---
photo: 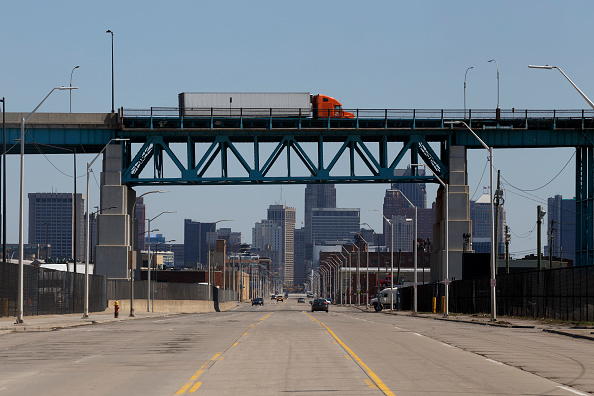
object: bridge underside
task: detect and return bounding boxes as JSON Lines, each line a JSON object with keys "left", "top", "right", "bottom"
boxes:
{"left": 3, "top": 110, "right": 594, "bottom": 268}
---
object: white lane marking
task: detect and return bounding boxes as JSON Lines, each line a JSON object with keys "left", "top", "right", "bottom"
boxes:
{"left": 485, "top": 358, "right": 503, "bottom": 365}
{"left": 558, "top": 385, "right": 589, "bottom": 396}
{"left": 393, "top": 326, "right": 402, "bottom": 330}
{"left": 413, "top": 333, "right": 423, "bottom": 337}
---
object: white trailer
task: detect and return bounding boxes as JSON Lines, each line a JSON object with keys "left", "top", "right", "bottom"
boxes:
{"left": 178, "top": 92, "right": 312, "bottom": 117}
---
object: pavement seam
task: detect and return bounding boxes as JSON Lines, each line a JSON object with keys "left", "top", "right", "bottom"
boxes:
{"left": 304, "top": 312, "right": 395, "bottom": 396}
{"left": 172, "top": 312, "right": 274, "bottom": 395}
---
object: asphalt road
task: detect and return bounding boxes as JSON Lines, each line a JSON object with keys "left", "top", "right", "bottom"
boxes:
{"left": 0, "top": 296, "right": 592, "bottom": 395}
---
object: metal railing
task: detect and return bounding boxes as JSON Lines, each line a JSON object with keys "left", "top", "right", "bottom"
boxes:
{"left": 122, "top": 107, "right": 594, "bottom": 120}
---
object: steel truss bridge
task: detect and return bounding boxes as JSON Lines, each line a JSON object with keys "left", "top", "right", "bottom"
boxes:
{"left": 3, "top": 107, "right": 594, "bottom": 266}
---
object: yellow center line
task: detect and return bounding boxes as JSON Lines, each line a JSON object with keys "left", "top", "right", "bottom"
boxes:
{"left": 305, "top": 312, "right": 396, "bottom": 396}
{"left": 174, "top": 312, "right": 275, "bottom": 395}
{"left": 188, "top": 382, "right": 202, "bottom": 393}
{"left": 364, "top": 378, "right": 378, "bottom": 389}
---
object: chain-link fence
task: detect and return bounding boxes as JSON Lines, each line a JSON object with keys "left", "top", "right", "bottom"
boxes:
{"left": 0, "top": 262, "right": 106, "bottom": 317}
{"left": 400, "top": 265, "right": 594, "bottom": 321}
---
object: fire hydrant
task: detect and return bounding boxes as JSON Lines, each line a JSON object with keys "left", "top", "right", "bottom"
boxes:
{"left": 114, "top": 300, "right": 120, "bottom": 318}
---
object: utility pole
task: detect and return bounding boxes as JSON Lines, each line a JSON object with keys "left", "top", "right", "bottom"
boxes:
{"left": 549, "top": 220, "right": 556, "bottom": 270}
{"left": 505, "top": 225, "right": 511, "bottom": 274}
{"left": 493, "top": 170, "right": 504, "bottom": 275}
{"left": 537, "top": 205, "right": 546, "bottom": 270}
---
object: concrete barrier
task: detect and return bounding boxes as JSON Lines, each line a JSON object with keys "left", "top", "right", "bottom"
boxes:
{"left": 105, "top": 299, "right": 237, "bottom": 315}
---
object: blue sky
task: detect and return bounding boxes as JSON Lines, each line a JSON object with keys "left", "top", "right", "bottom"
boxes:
{"left": 1, "top": 0, "right": 592, "bottom": 258}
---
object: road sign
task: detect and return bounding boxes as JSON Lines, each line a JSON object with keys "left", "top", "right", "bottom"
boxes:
{"left": 490, "top": 278, "right": 496, "bottom": 288}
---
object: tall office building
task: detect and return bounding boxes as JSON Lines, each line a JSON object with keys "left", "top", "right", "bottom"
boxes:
{"left": 311, "top": 208, "right": 360, "bottom": 244}
{"left": 302, "top": 183, "right": 336, "bottom": 278}
{"left": 28, "top": 192, "right": 84, "bottom": 260}
{"left": 391, "top": 167, "right": 427, "bottom": 209}
{"left": 293, "top": 227, "right": 307, "bottom": 286}
{"left": 382, "top": 188, "right": 434, "bottom": 248}
{"left": 267, "top": 204, "right": 296, "bottom": 286}
{"left": 546, "top": 195, "right": 576, "bottom": 262}
{"left": 184, "top": 219, "right": 215, "bottom": 269}
{"left": 135, "top": 197, "right": 146, "bottom": 251}
{"left": 470, "top": 192, "right": 507, "bottom": 254}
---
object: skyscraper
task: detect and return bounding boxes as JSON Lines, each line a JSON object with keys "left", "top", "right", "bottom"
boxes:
{"left": 546, "top": 195, "right": 576, "bottom": 262}
{"left": 391, "top": 167, "right": 427, "bottom": 209}
{"left": 470, "top": 192, "right": 506, "bottom": 254}
{"left": 135, "top": 197, "right": 146, "bottom": 252}
{"left": 311, "top": 208, "right": 360, "bottom": 244}
{"left": 382, "top": 188, "right": 434, "bottom": 249}
{"left": 184, "top": 219, "right": 215, "bottom": 269}
{"left": 267, "top": 204, "right": 296, "bottom": 286}
{"left": 28, "top": 192, "right": 84, "bottom": 260}
{"left": 303, "top": 184, "right": 337, "bottom": 267}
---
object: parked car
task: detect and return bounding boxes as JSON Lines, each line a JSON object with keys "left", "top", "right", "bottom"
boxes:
{"left": 297, "top": 297, "right": 306, "bottom": 303}
{"left": 252, "top": 297, "right": 264, "bottom": 306}
{"left": 325, "top": 298, "right": 333, "bottom": 305}
{"left": 311, "top": 298, "right": 329, "bottom": 312}
{"left": 306, "top": 292, "right": 314, "bottom": 298}
{"left": 276, "top": 295, "right": 284, "bottom": 302}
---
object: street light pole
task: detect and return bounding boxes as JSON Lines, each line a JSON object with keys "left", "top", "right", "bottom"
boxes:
{"left": 528, "top": 65, "right": 594, "bottom": 110}
{"left": 208, "top": 219, "right": 232, "bottom": 301}
{"left": 17, "top": 86, "right": 77, "bottom": 323}
{"left": 372, "top": 209, "right": 394, "bottom": 310}
{"left": 392, "top": 189, "right": 418, "bottom": 314}
{"left": 83, "top": 138, "right": 129, "bottom": 318}
{"left": 488, "top": 59, "right": 500, "bottom": 109}
{"left": 127, "top": 190, "right": 167, "bottom": 317}
{"left": 69, "top": 65, "right": 80, "bottom": 113}
{"left": 450, "top": 120, "right": 495, "bottom": 321}
{"left": 464, "top": 66, "right": 473, "bottom": 118}
{"left": 1, "top": 97, "right": 5, "bottom": 266}
{"left": 105, "top": 30, "right": 114, "bottom": 113}
{"left": 146, "top": 211, "right": 176, "bottom": 312}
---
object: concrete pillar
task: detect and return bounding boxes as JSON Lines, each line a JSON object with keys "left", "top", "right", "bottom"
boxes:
{"left": 431, "top": 146, "right": 473, "bottom": 282}
{"left": 95, "top": 144, "right": 136, "bottom": 279}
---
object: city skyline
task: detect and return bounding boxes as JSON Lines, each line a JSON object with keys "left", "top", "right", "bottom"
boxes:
{"left": 1, "top": 0, "right": 588, "bottom": 261}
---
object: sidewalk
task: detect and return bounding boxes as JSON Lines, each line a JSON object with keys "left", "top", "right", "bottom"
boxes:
{"left": 354, "top": 304, "right": 594, "bottom": 341}
{"left": 0, "top": 311, "right": 182, "bottom": 334}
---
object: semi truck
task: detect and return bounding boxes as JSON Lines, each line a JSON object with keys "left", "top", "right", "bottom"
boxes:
{"left": 178, "top": 92, "right": 354, "bottom": 118}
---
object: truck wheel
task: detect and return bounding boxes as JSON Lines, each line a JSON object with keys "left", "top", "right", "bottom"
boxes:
{"left": 374, "top": 304, "right": 382, "bottom": 312}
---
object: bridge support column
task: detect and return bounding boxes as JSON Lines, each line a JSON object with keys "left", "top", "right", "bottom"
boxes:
{"left": 95, "top": 144, "right": 136, "bottom": 279}
{"left": 431, "top": 146, "right": 472, "bottom": 283}
{"left": 576, "top": 147, "right": 594, "bottom": 266}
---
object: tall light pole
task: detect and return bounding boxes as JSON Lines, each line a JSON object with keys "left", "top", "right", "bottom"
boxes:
{"left": 348, "top": 238, "right": 361, "bottom": 305}
{"left": 152, "top": 239, "right": 175, "bottom": 312}
{"left": 464, "top": 66, "right": 473, "bottom": 118}
{"left": 208, "top": 219, "right": 232, "bottom": 301}
{"left": 450, "top": 120, "right": 495, "bottom": 320}
{"left": 488, "top": 59, "right": 500, "bottom": 109}
{"left": 528, "top": 65, "right": 594, "bottom": 110}
{"left": 127, "top": 190, "right": 168, "bottom": 317}
{"left": 372, "top": 209, "right": 394, "bottom": 310}
{"left": 83, "top": 138, "right": 129, "bottom": 318}
{"left": 355, "top": 231, "right": 370, "bottom": 305}
{"left": 1, "top": 97, "right": 5, "bottom": 266}
{"left": 391, "top": 190, "right": 417, "bottom": 314}
{"left": 105, "top": 30, "right": 114, "bottom": 113}
{"left": 146, "top": 211, "right": 176, "bottom": 312}
{"left": 69, "top": 65, "right": 80, "bottom": 113}
{"left": 17, "top": 86, "right": 77, "bottom": 323}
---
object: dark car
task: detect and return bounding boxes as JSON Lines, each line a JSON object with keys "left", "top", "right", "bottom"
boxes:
{"left": 252, "top": 297, "right": 264, "bottom": 306}
{"left": 311, "top": 298, "right": 329, "bottom": 312}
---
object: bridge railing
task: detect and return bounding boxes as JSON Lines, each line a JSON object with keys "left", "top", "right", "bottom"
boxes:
{"left": 123, "top": 107, "right": 594, "bottom": 120}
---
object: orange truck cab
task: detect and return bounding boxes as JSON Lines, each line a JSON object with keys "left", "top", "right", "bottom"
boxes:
{"left": 312, "top": 94, "right": 354, "bottom": 119}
